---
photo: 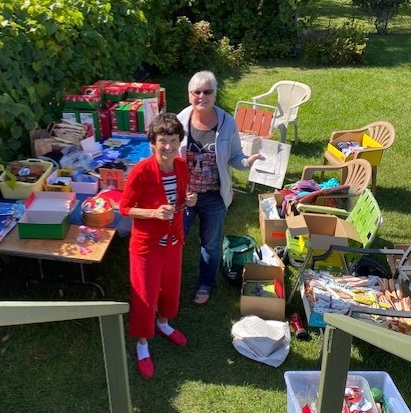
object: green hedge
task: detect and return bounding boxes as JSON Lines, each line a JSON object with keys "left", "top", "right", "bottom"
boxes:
{"left": 0, "top": 0, "right": 149, "bottom": 162}
{"left": 0, "top": 0, "right": 299, "bottom": 163}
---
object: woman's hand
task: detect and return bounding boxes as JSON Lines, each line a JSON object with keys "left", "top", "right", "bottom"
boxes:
{"left": 156, "top": 204, "right": 175, "bottom": 220}
{"left": 185, "top": 191, "right": 198, "bottom": 207}
{"left": 247, "top": 153, "right": 264, "bottom": 167}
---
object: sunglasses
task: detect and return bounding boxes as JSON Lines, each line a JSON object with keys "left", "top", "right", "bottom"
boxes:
{"left": 190, "top": 89, "right": 214, "bottom": 96}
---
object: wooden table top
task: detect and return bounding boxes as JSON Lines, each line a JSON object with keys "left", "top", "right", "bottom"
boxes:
{"left": 0, "top": 225, "right": 116, "bottom": 264}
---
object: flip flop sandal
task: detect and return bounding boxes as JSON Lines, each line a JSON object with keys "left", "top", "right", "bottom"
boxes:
{"left": 193, "top": 288, "right": 210, "bottom": 305}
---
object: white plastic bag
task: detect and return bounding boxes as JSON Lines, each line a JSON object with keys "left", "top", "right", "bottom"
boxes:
{"left": 231, "top": 317, "right": 290, "bottom": 367}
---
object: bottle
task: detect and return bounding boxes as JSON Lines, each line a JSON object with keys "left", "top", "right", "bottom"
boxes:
{"left": 290, "top": 312, "right": 309, "bottom": 340}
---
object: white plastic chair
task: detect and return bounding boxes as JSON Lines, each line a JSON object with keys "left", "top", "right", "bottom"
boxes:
{"left": 252, "top": 80, "right": 312, "bottom": 144}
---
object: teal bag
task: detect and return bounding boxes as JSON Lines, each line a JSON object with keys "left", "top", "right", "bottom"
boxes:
{"left": 220, "top": 235, "right": 256, "bottom": 286}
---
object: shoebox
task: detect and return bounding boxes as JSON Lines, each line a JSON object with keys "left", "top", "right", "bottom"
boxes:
{"left": 258, "top": 191, "right": 287, "bottom": 248}
{"left": 300, "top": 280, "right": 327, "bottom": 328}
{"left": 45, "top": 169, "right": 99, "bottom": 195}
{"left": 285, "top": 213, "right": 362, "bottom": 252}
{"left": 79, "top": 110, "right": 101, "bottom": 140}
{"left": 18, "top": 192, "right": 77, "bottom": 239}
{"left": 327, "top": 132, "right": 383, "bottom": 166}
{"left": 63, "top": 87, "right": 103, "bottom": 110}
{"left": 240, "top": 260, "right": 285, "bottom": 320}
{"left": 62, "top": 109, "right": 80, "bottom": 123}
{"left": 284, "top": 371, "right": 378, "bottom": 413}
{"left": 104, "top": 82, "right": 129, "bottom": 102}
{"left": 126, "top": 82, "right": 161, "bottom": 99}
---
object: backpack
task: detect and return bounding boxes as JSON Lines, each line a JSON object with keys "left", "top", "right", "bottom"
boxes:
{"left": 220, "top": 235, "right": 256, "bottom": 286}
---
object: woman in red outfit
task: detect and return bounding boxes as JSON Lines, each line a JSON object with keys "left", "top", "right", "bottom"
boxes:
{"left": 119, "top": 113, "right": 197, "bottom": 379}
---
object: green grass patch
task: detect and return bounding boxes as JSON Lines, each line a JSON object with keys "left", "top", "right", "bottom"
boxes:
{"left": 1, "top": 2, "right": 411, "bottom": 412}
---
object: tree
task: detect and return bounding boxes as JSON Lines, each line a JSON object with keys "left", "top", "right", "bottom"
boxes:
{"left": 351, "top": 0, "right": 410, "bottom": 34}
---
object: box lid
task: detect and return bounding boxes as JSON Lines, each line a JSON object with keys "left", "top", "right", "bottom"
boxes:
{"left": 24, "top": 191, "right": 76, "bottom": 213}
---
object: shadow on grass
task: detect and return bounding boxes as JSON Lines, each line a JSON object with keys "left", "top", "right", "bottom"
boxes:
{"left": 375, "top": 186, "right": 411, "bottom": 216}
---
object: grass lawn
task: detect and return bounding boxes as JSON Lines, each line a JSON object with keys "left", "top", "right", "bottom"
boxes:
{"left": 1, "top": 1, "right": 411, "bottom": 412}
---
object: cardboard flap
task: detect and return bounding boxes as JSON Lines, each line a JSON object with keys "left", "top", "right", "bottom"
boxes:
{"left": 336, "top": 218, "right": 362, "bottom": 244}
{"left": 285, "top": 214, "right": 310, "bottom": 237}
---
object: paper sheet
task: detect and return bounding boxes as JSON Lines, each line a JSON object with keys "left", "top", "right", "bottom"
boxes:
{"left": 249, "top": 140, "right": 291, "bottom": 189}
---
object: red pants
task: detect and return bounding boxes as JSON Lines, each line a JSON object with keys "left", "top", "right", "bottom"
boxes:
{"left": 128, "top": 242, "right": 183, "bottom": 339}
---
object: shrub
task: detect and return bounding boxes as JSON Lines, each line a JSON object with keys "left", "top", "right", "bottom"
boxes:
{"left": 0, "top": 0, "right": 149, "bottom": 163}
{"left": 302, "top": 20, "right": 368, "bottom": 66}
{"left": 351, "top": 0, "right": 410, "bottom": 34}
{"left": 145, "top": 17, "right": 247, "bottom": 75}
{"left": 175, "top": 0, "right": 298, "bottom": 60}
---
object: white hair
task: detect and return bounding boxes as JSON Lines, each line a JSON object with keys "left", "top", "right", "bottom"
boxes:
{"left": 188, "top": 71, "right": 218, "bottom": 93}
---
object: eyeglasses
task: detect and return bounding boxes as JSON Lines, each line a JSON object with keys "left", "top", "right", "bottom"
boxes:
{"left": 190, "top": 89, "right": 214, "bottom": 96}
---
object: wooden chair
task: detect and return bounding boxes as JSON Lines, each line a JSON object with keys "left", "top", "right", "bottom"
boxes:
{"left": 323, "top": 121, "right": 395, "bottom": 194}
{"left": 251, "top": 80, "right": 312, "bottom": 144}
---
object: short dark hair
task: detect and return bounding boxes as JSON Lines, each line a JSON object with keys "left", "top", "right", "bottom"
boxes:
{"left": 147, "top": 112, "right": 184, "bottom": 144}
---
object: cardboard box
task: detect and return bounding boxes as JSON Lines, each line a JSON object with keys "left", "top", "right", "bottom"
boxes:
{"left": 327, "top": 132, "right": 383, "bottom": 166}
{"left": 18, "top": 192, "right": 77, "bottom": 239}
{"left": 62, "top": 110, "right": 80, "bottom": 123}
{"left": 63, "top": 88, "right": 102, "bottom": 109}
{"left": 300, "top": 282, "right": 327, "bottom": 328}
{"left": 258, "top": 192, "right": 287, "bottom": 248}
{"left": 98, "top": 108, "right": 112, "bottom": 139}
{"left": 104, "top": 83, "right": 128, "bottom": 102}
{"left": 240, "top": 263, "right": 285, "bottom": 320}
{"left": 79, "top": 111, "right": 101, "bottom": 140}
{"left": 127, "top": 82, "right": 160, "bottom": 98}
{"left": 286, "top": 213, "right": 362, "bottom": 251}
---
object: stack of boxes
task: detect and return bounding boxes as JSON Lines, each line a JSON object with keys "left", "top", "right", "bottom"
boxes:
{"left": 62, "top": 80, "right": 166, "bottom": 140}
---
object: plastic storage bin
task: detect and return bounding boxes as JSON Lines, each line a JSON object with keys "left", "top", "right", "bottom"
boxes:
{"left": 353, "top": 371, "right": 410, "bottom": 413}
{"left": 284, "top": 371, "right": 377, "bottom": 413}
{"left": 0, "top": 158, "right": 53, "bottom": 199}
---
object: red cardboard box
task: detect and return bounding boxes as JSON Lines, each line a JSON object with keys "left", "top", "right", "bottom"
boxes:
{"left": 98, "top": 108, "right": 112, "bottom": 139}
{"left": 63, "top": 88, "right": 102, "bottom": 109}
{"left": 127, "top": 82, "right": 160, "bottom": 98}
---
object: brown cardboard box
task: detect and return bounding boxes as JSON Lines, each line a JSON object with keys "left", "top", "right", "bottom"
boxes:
{"left": 258, "top": 192, "right": 287, "bottom": 248}
{"left": 240, "top": 263, "right": 285, "bottom": 320}
{"left": 285, "top": 213, "right": 362, "bottom": 251}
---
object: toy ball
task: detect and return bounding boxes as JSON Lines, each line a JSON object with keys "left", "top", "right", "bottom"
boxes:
{"left": 371, "top": 387, "right": 383, "bottom": 403}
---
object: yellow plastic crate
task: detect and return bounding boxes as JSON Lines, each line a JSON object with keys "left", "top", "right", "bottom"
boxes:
{"left": 0, "top": 158, "right": 53, "bottom": 199}
{"left": 327, "top": 133, "right": 383, "bottom": 166}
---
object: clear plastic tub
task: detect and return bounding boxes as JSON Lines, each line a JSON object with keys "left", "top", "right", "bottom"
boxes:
{"left": 353, "top": 371, "right": 410, "bottom": 413}
{"left": 284, "top": 371, "right": 378, "bottom": 413}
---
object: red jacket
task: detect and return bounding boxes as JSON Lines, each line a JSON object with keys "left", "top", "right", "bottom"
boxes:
{"left": 119, "top": 155, "right": 189, "bottom": 253}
